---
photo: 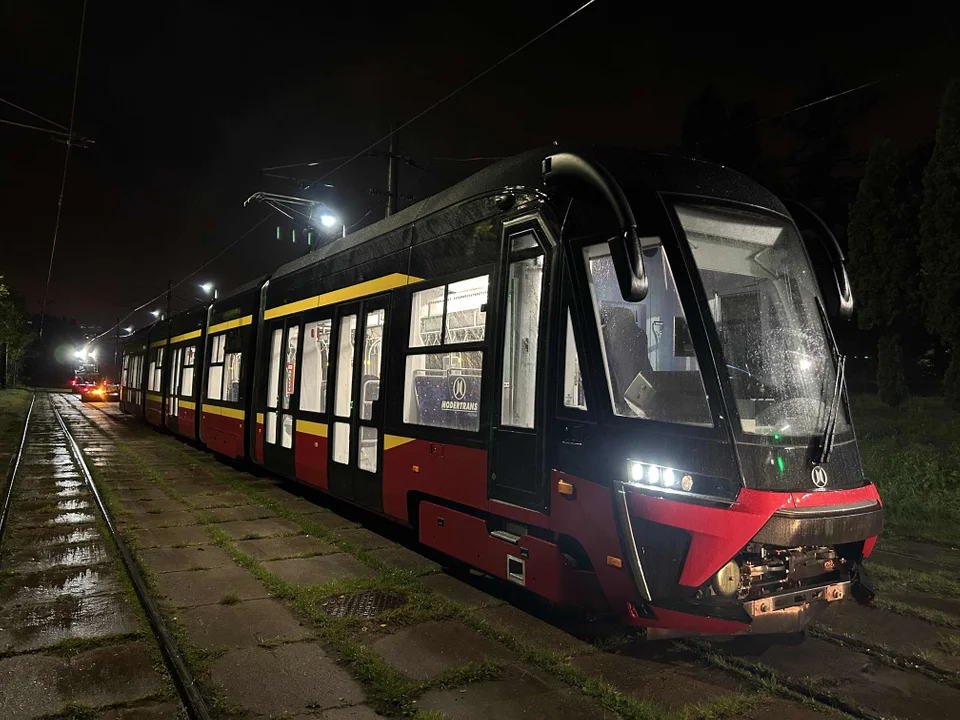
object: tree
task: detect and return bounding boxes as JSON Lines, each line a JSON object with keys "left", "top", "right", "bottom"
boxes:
{"left": 0, "top": 277, "right": 34, "bottom": 388}
{"left": 848, "top": 140, "right": 922, "bottom": 405}
{"left": 920, "top": 79, "right": 960, "bottom": 409}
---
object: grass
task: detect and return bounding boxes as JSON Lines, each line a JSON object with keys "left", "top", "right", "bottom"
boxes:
{"left": 869, "top": 563, "right": 960, "bottom": 597}
{"left": 219, "top": 591, "right": 241, "bottom": 605}
{"left": 937, "top": 635, "right": 960, "bottom": 657}
{"left": 0, "top": 388, "right": 32, "bottom": 463}
{"left": 852, "top": 394, "right": 960, "bottom": 544}
{"left": 873, "top": 597, "right": 960, "bottom": 630}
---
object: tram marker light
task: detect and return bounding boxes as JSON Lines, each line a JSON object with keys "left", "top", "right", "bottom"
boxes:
{"left": 680, "top": 474, "right": 694, "bottom": 492}
{"left": 557, "top": 479, "right": 575, "bottom": 496}
{"left": 630, "top": 461, "right": 644, "bottom": 482}
{"left": 606, "top": 556, "right": 622, "bottom": 568}
{"left": 647, "top": 465, "right": 660, "bottom": 485}
{"left": 662, "top": 468, "right": 677, "bottom": 488}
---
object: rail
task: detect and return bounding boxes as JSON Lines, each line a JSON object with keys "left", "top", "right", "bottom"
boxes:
{"left": 0, "top": 392, "right": 35, "bottom": 564}
{"left": 49, "top": 395, "right": 211, "bottom": 720}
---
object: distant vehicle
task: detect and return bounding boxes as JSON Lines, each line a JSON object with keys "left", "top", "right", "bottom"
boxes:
{"left": 80, "top": 380, "right": 120, "bottom": 403}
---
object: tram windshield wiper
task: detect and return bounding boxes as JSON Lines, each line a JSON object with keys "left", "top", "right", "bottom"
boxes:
{"left": 814, "top": 296, "right": 845, "bottom": 464}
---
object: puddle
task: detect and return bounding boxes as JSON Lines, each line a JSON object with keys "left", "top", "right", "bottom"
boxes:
{"left": 0, "top": 593, "right": 138, "bottom": 653}
{"left": 5, "top": 543, "right": 110, "bottom": 573}
{"left": 0, "top": 567, "right": 120, "bottom": 607}
{"left": 56, "top": 500, "right": 91, "bottom": 512}
{"left": 48, "top": 512, "right": 96, "bottom": 526}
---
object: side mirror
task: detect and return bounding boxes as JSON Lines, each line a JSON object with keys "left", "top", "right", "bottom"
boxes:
{"left": 783, "top": 200, "right": 854, "bottom": 320}
{"left": 542, "top": 153, "right": 648, "bottom": 301}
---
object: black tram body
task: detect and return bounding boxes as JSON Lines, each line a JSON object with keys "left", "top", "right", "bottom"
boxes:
{"left": 121, "top": 147, "right": 882, "bottom": 635}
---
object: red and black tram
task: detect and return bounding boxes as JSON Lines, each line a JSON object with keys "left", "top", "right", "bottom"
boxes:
{"left": 121, "top": 146, "right": 882, "bottom": 636}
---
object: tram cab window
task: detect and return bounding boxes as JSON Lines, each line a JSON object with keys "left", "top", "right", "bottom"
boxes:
{"left": 563, "top": 311, "right": 587, "bottom": 410}
{"left": 403, "top": 275, "right": 488, "bottom": 432}
{"left": 584, "top": 241, "right": 711, "bottom": 426}
{"left": 148, "top": 347, "right": 164, "bottom": 393}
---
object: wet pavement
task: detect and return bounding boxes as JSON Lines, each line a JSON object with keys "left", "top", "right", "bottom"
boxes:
{"left": 0, "top": 393, "right": 176, "bottom": 719}
{"left": 3, "top": 390, "right": 960, "bottom": 719}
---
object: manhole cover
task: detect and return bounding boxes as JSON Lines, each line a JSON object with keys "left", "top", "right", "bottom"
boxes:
{"left": 321, "top": 591, "right": 406, "bottom": 618}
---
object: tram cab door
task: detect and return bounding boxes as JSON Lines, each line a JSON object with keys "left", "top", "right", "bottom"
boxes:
{"left": 490, "top": 226, "right": 550, "bottom": 512}
{"left": 263, "top": 317, "right": 300, "bottom": 478}
{"left": 327, "top": 296, "right": 388, "bottom": 511}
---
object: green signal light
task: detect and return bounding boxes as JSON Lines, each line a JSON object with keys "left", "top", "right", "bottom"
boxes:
{"left": 773, "top": 433, "right": 782, "bottom": 441}
{"left": 776, "top": 456, "right": 785, "bottom": 476}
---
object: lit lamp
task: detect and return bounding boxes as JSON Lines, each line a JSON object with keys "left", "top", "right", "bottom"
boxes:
{"left": 200, "top": 282, "right": 218, "bottom": 300}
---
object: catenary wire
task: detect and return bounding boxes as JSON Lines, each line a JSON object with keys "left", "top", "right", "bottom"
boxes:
{"left": 39, "top": 0, "right": 88, "bottom": 338}
{"left": 93, "top": 0, "right": 598, "bottom": 342}
{"left": 0, "top": 95, "right": 68, "bottom": 131}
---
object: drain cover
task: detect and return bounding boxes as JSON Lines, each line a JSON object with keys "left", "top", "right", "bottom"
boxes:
{"left": 322, "top": 591, "right": 406, "bottom": 618}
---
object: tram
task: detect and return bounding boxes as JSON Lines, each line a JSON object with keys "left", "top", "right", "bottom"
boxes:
{"left": 121, "top": 146, "right": 882, "bottom": 636}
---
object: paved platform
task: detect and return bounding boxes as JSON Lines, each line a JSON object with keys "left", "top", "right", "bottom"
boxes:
{"left": 9, "top": 391, "right": 953, "bottom": 719}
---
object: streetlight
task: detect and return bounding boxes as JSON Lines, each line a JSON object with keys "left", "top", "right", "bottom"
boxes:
{"left": 150, "top": 309, "right": 162, "bottom": 320}
{"left": 200, "top": 282, "right": 218, "bottom": 300}
{"left": 124, "top": 326, "right": 134, "bottom": 334}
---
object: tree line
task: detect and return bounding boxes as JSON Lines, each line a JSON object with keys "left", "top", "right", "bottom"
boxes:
{"left": 848, "top": 79, "right": 960, "bottom": 408}
{"left": 0, "top": 276, "right": 32, "bottom": 388}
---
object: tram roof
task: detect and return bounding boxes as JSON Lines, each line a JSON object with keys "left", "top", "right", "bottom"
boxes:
{"left": 270, "top": 145, "right": 787, "bottom": 282}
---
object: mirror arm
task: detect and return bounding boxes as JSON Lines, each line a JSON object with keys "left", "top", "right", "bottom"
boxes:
{"left": 784, "top": 200, "right": 854, "bottom": 320}
{"left": 542, "top": 153, "right": 648, "bottom": 301}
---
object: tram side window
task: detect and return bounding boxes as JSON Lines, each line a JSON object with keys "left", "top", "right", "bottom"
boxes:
{"left": 501, "top": 252, "right": 544, "bottom": 428}
{"left": 583, "top": 241, "right": 712, "bottom": 426}
{"left": 301, "top": 319, "right": 332, "bottom": 413}
{"left": 148, "top": 347, "right": 164, "bottom": 392}
{"left": 182, "top": 345, "right": 196, "bottom": 396}
{"left": 207, "top": 331, "right": 243, "bottom": 403}
{"left": 403, "top": 275, "right": 488, "bottom": 432}
{"left": 563, "top": 311, "right": 588, "bottom": 410}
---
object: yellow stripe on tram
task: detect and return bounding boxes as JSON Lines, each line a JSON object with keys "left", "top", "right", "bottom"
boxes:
{"left": 170, "top": 329, "right": 202, "bottom": 344}
{"left": 209, "top": 315, "right": 253, "bottom": 334}
{"left": 203, "top": 404, "right": 245, "bottom": 420}
{"left": 384, "top": 435, "right": 415, "bottom": 450}
{"left": 264, "top": 273, "right": 422, "bottom": 320}
{"left": 296, "top": 419, "right": 328, "bottom": 437}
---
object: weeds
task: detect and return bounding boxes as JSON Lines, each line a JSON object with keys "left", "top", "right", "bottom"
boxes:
{"left": 220, "top": 591, "right": 241, "bottom": 605}
{"left": 937, "top": 635, "right": 960, "bottom": 657}
{"left": 852, "top": 394, "right": 960, "bottom": 544}
{"left": 869, "top": 563, "right": 960, "bottom": 597}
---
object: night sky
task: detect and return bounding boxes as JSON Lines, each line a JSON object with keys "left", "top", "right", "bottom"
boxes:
{"left": 1, "top": 2, "right": 955, "bottom": 333}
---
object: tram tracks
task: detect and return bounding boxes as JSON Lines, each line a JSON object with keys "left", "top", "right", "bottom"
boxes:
{"left": 18, "top": 393, "right": 211, "bottom": 720}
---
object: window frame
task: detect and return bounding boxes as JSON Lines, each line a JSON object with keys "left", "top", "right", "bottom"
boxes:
{"left": 205, "top": 329, "right": 244, "bottom": 405}
{"left": 399, "top": 265, "right": 494, "bottom": 437}
{"left": 297, "top": 308, "right": 335, "bottom": 419}
{"left": 565, "top": 231, "right": 725, "bottom": 439}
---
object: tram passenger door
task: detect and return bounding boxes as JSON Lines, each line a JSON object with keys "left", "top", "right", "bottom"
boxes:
{"left": 263, "top": 318, "right": 300, "bottom": 478}
{"left": 327, "top": 297, "right": 388, "bottom": 510}
{"left": 490, "top": 228, "right": 549, "bottom": 511}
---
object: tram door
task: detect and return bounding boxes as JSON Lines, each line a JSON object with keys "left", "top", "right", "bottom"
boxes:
{"left": 490, "top": 227, "right": 549, "bottom": 511}
{"left": 263, "top": 317, "right": 300, "bottom": 478}
{"left": 327, "top": 296, "right": 388, "bottom": 510}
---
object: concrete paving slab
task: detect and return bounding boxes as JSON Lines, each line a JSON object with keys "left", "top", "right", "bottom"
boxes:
{"left": 187, "top": 492, "right": 254, "bottom": 509}
{"left": 474, "top": 604, "right": 594, "bottom": 656}
{"left": 301, "top": 511, "right": 360, "bottom": 531}
{"left": 421, "top": 573, "right": 505, "bottom": 609}
{"left": 110, "top": 489, "right": 170, "bottom": 505}
{"left": 209, "top": 642, "right": 364, "bottom": 715}
{"left": 0, "top": 566, "right": 123, "bottom": 608}
{"left": 336, "top": 527, "right": 394, "bottom": 550}
{"left": 203, "top": 504, "right": 274, "bottom": 522}
{"left": 127, "top": 510, "right": 198, "bottom": 528}
{"left": 121, "top": 498, "right": 187, "bottom": 515}
{"left": 179, "top": 597, "right": 313, "bottom": 649}
{"left": 238, "top": 534, "right": 339, "bottom": 560}
{"left": 138, "top": 544, "right": 234, "bottom": 573}
{"left": 2, "top": 539, "right": 111, "bottom": 574}
{"left": 130, "top": 525, "right": 211, "bottom": 548}
{"left": 95, "top": 701, "right": 185, "bottom": 719}
{"left": 572, "top": 650, "right": 745, "bottom": 711}
{"left": 0, "top": 642, "right": 164, "bottom": 720}
{"left": 371, "top": 621, "right": 515, "bottom": 680}
{"left": 218, "top": 517, "right": 302, "bottom": 540}
{"left": 368, "top": 546, "right": 441, "bottom": 576}
{"left": 264, "top": 554, "right": 375, "bottom": 586}
{"left": 321, "top": 706, "right": 387, "bottom": 719}
{"left": 152, "top": 565, "right": 269, "bottom": 607}
{"left": 417, "top": 666, "right": 612, "bottom": 720}
{"left": 0, "top": 592, "right": 140, "bottom": 653}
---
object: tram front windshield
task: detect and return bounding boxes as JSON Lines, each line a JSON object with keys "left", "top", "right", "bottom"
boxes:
{"left": 675, "top": 204, "right": 849, "bottom": 438}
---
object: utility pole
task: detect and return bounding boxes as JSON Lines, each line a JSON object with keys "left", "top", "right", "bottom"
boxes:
{"left": 166, "top": 280, "right": 172, "bottom": 320}
{"left": 114, "top": 317, "right": 120, "bottom": 381}
{"left": 386, "top": 123, "right": 399, "bottom": 217}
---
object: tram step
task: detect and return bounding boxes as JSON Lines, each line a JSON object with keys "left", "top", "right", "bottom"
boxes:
{"left": 490, "top": 529, "right": 521, "bottom": 544}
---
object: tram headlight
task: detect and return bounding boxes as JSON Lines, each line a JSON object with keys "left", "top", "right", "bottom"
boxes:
{"left": 626, "top": 460, "right": 739, "bottom": 503}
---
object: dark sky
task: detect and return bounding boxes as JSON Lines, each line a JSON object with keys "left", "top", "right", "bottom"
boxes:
{"left": 1, "top": 2, "right": 955, "bottom": 332}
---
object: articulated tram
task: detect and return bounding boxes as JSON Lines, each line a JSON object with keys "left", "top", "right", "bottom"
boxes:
{"left": 121, "top": 146, "right": 882, "bottom": 636}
